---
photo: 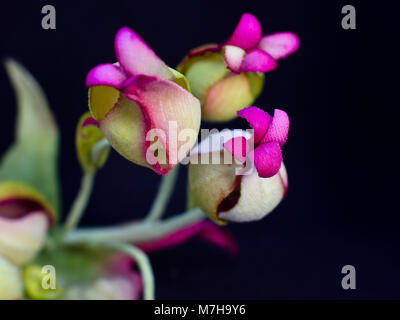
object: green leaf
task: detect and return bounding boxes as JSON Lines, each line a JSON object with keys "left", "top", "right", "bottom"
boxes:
{"left": 0, "top": 59, "right": 61, "bottom": 218}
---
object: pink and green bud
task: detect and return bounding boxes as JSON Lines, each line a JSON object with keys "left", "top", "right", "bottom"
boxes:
{"left": 0, "top": 181, "right": 54, "bottom": 266}
{"left": 86, "top": 27, "right": 201, "bottom": 175}
{"left": 177, "top": 13, "right": 299, "bottom": 122}
{"left": 76, "top": 112, "right": 110, "bottom": 173}
{"left": 187, "top": 107, "right": 289, "bottom": 223}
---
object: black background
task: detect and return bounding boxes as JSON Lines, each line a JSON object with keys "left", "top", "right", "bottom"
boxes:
{"left": 0, "top": 0, "right": 398, "bottom": 299}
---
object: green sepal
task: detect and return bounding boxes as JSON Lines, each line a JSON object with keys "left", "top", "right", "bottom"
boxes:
{"left": 0, "top": 59, "right": 61, "bottom": 218}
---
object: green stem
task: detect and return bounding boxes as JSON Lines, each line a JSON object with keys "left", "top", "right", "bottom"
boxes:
{"left": 91, "top": 138, "right": 109, "bottom": 164}
{"left": 62, "top": 172, "right": 95, "bottom": 234}
{"left": 145, "top": 165, "right": 179, "bottom": 221}
{"left": 61, "top": 139, "right": 109, "bottom": 236}
{"left": 63, "top": 207, "right": 205, "bottom": 244}
{"left": 92, "top": 242, "right": 155, "bottom": 300}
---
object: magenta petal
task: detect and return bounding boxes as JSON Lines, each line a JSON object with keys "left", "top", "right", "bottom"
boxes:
{"left": 226, "top": 13, "right": 262, "bottom": 50}
{"left": 85, "top": 63, "right": 126, "bottom": 89}
{"left": 137, "top": 221, "right": 238, "bottom": 257}
{"left": 241, "top": 49, "right": 277, "bottom": 73}
{"left": 223, "top": 45, "right": 246, "bottom": 73}
{"left": 253, "top": 142, "right": 282, "bottom": 178}
{"left": 258, "top": 32, "right": 300, "bottom": 60}
{"left": 237, "top": 106, "right": 272, "bottom": 145}
{"left": 115, "top": 27, "right": 171, "bottom": 79}
{"left": 261, "top": 109, "right": 289, "bottom": 146}
{"left": 81, "top": 116, "right": 99, "bottom": 128}
{"left": 224, "top": 136, "right": 249, "bottom": 162}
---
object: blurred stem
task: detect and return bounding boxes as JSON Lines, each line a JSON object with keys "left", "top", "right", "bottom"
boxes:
{"left": 61, "top": 139, "right": 109, "bottom": 236}
{"left": 62, "top": 172, "right": 95, "bottom": 234}
{"left": 63, "top": 207, "right": 205, "bottom": 244}
{"left": 145, "top": 165, "right": 179, "bottom": 221}
{"left": 92, "top": 242, "right": 155, "bottom": 300}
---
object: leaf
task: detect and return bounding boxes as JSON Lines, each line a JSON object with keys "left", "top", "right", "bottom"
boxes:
{"left": 0, "top": 59, "right": 61, "bottom": 218}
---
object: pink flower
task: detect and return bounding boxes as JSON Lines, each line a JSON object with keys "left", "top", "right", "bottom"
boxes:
{"left": 178, "top": 13, "right": 299, "bottom": 122}
{"left": 224, "top": 106, "right": 290, "bottom": 178}
{"left": 222, "top": 13, "right": 299, "bottom": 73}
{"left": 86, "top": 27, "right": 201, "bottom": 175}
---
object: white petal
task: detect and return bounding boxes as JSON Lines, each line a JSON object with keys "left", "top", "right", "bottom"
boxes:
{"left": 219, "top": 163, "right": 287, "bottom": 222}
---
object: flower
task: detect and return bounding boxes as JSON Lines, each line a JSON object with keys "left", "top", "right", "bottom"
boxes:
{"left": 224, "top": 106, "right": 289, "bottom": 178}
{"left": 0, "top": 182, "right": 54, "bottom": 266}
{"left": 0, "top": 181, "right": 54, "bottom": 299}
{"left": 177, "top": 13, "right": 299, "bottom": 122}
{"left": 187, "top": 107, "right": 289, "bottom": 223}
{"left": 86, "top": 27, "right": 201, "bottom": 175}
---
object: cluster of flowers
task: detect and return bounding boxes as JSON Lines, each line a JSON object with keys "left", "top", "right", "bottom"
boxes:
{"left": 86, "top": 13, "right": 297, "bottom": 223}
{"left": 0, "top": 13, "right": 298, "bottom": 299}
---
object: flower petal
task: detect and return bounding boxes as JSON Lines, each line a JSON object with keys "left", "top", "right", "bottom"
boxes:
{"left": 223, "top": 45, "right": 246, "bottom": 73}
{"left": 0, "top": 181, "right": 55, "bottom": 223}
{"left": 203, "top": 72, "right": 264, "bottom": 122}
{"left": 190, "top": 129, "right": 251, "bottom": 157}
{"left": 115, "top": 27, "right": 172, "bottom": 79}
{"left": 0, "top": 256, "right": 23, "bottom": 299}
{"left": 223, "top": 136, "right": 250, "bottom": 162}
{"left": 86, "top": 63, "right": 126, "bottom": 89}
{"left": 258, "top": 32, "right": 300, "bottom": 60}
{"left": 137, "top": 221, "right": 238, "bottom": 256}
{"left": 241, "top": 49, "right": 277, "bottom": 73}
{"left": 253, "top": 142, "right": 282, "bottom": 178}
{"left": 115, "top": 75, "right": 201, "bottom": 174}
{"left": 226, "top": 13, "right": 262, "bottom": 50}
{"left": 181, "top": 52, "right": 230, "bottom": 104}
{"left": 261, "top": 109, "right": 289, "bottom": 146}
{"left": 88, "top": 85, "right": 121, "bottom": 122}
{"left": 0, "top": 211, "right": 49, "bottom": 265}
{"left": 188, "top": 162, "right": 238, "bottom": 224}
{"left": 219, "top": 163, "right": 287, "bottom": 222}
{"left": 237, "top": 106, "right": 272, "bottom": 145}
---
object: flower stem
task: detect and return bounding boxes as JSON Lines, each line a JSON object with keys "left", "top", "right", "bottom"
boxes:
{"left": 145, "top": 165, "right": 179, "bottom": 221}
{"left": 62, "top": 172, "right": 95, "bottom": 235}
{"left": 63, "top": 207, "right": 205, "bottom": 244}
{"left": 92, "top": 241, "right": 155, "bottom": 300}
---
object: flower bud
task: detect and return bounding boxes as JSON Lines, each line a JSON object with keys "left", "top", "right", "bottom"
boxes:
{"left": 86, "top": 27, "right": 201, "bottom": 175}
{"left": 0, "top": 255, "right": 23, "bottom": 300}
{"left": 187, "top": 106, "right": 289, "bottom": 223}
{"left": 178, "top": 13, "right": 299, "bottom": 122}
{"left": 76, "top": 112, "right": 110, "bottom": 173}
{"left": 188, "top": 148, "right": 288, "bottom": 224}
{"left": 0, "top": 181, "right": 52, "bottom": 265}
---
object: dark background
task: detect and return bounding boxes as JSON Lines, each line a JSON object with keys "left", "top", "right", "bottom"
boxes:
{"left": 0, "top": 0, "right": 398, "bottom": 299}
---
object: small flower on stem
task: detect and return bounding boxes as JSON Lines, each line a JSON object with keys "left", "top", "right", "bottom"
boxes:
{"left": 178, "top": 13, "right": 299, "bottom": 122}
{"left": 187, "top": 106, "right": 289, "bottom": 223}
{"left": 86, "top": 27, "right": 201, "bottom": 175}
